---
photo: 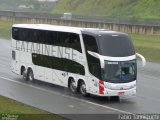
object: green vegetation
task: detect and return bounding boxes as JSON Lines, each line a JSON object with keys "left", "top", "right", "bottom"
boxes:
{"left": 0, "top": 19, "right": 160, "bottom": 63}
{"left": 130, "top": 34, "right": 160, "bottom": 63}
{"left": 53, "top": 0, "right": 160, "bottom": 21}
{"left": 0, "top": 96, "right": 44, "bottom": 114}
{"left": 0, "top": 20, "right": 13, "bottom": 39}
{"left": 0, "top": 96, "right": 63, "bottom": 120}
{"left": 1, "top": 0, "right": 160, "bottom": 21}
{"left": 0, "top": 0, "right": 42, "bottom": 12}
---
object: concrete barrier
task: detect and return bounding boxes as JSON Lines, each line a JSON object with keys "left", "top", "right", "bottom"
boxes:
{"left": 0, "top": 11, "right": 160, "bottom": 35}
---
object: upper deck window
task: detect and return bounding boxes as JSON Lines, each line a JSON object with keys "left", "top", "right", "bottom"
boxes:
{"left": 82, "top": 34, "right": 99, "bottom": 53}
{"left": 12, "top": 27, "right": 82, "bottom": 52}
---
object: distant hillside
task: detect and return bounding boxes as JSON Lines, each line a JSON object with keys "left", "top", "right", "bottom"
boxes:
{"left": 0, "top": 0, "right": 57, "bottom": 12}
{"left": 1, "top": 0, "right": 160, "bottom": 21}
{"left": 52, "top": 0, "right": 160, "bottom": 21}
{"left": 0, "top": 0, "right": 38, "bottom": 11}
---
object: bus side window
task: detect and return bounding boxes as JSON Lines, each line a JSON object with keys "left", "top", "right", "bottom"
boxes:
{"left": 62, "top": 33, "right": 82, "bottom": 53}
{"left": 32, "top": 30, "right": 37, "bottom": 43}
{"left": 82, "top": 34, "right": 98, "bottom": 53}
{"left": 12, "top": 28, "right": 19, "bottom": 40}
{"left": 69, "top": 33, "right": 82, "bottom": 53}
{"left": 47, "top": 31, "right": 57, "bottom": 45}
{"left": 43, "top": 30, "right": 54, "bottom": 45}
{"left": 28, "top": 29, "right": 37, "bottom": 42}
{"left": 19, "top": 28, "right": 25, "bottom": 41}
{"left": 83, "top": 34, "right": 101, "bottom": 79}
{"left": 36, "top": 30, "right": 45, "bottom": 44}
{"left": 12, "top": 51, "right": 16, "bottom": 60}
{"left": 57, "top": 32, "right": 66, "bottom": 46}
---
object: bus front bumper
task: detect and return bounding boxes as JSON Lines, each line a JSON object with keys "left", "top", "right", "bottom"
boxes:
{"left": 90, "top": 87, "right": 136, "bottom": 97}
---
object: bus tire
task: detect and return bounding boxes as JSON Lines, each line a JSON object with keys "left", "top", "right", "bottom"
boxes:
{"left": 79, "top": 81, "right": 88, "bottom": 97}
{"left": 22, "top": 67, "right": 27, "bottom": 81}
{"left": 69, "top": 78, "right": 77, "bottom": 93}
{"left": 27, "top": 68, "right": 34, "bottom": 81}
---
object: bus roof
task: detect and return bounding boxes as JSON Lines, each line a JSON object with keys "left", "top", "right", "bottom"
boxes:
{"left": 81, "top": 29, "right": 128, "bottom": 37}
{"left": 12, "top": 24, "right": 127, "bottom": 35}
{"left": 13, "top": 24, "right": 83, "bottom": 34}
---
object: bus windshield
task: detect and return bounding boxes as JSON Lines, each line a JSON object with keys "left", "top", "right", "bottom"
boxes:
{"left": 98, "top": 34, "right": 135, "bottom": 57}
{"left": 102, "top": 60, "right": 137, "bottom": 83}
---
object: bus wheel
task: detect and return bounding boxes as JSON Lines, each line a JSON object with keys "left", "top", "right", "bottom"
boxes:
{"left": 80, "top": 81, "right": 88, "bottom": 97}
{"left": 22, "top": 68, "right": 27, "bottom": 81}
{"left": 27, "top": 69, "right": 34, "bottom": 81}
{"left": 69, "top": 78, "right": 77, "bottom": 93}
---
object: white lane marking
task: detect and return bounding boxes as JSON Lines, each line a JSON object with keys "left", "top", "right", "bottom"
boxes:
{"left": 0, "top": 76, "right": 133, "bottom": 114}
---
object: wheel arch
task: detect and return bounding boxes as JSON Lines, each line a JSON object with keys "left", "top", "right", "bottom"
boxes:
{"left": 20, "top": 66, "right": 25, "bottom": 75}
{"left": 77, "top": 79, "right": 85, "bottom": 91}
{"left": 68, "top": 76, "right": 74, "bottom": 88}
{"left": 20, "top": 65, "right": 34, "bottom": 75}
{"left": 27, "top": 67, "right": 33, "bottom": 72}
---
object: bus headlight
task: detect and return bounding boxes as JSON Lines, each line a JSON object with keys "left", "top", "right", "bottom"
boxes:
{"left": 131, "top": 83, "right": 136, "bottom": 88}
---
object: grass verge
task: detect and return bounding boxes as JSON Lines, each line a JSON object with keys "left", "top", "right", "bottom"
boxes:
{"left": 0, "top": 96, "right": 64, "bottom": 120}
{"left": 130, "top": 34, "right": 160, "bottom": 63}
{"left": 0, "top": 19, "right": 160, "bottom": 63}
{"left": 0, "top": 19, "right": 13, "bottom": 40}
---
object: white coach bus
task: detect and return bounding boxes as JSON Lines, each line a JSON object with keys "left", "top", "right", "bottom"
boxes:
{"left": 11, "top": 24, "right": 145, "bottom": 97}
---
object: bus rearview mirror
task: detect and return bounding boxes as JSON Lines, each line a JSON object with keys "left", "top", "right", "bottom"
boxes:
{"left": 136, "top": 53, "right": 146, "bottom": 67}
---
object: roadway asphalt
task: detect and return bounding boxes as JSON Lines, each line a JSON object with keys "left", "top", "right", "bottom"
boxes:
{"left": 0, "top": 39, "right": 160, "bottom": 120}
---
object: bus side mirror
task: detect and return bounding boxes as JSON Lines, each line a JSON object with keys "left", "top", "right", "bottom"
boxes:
{"left": 136, "top": 53, "right": 146, "bottom": 67}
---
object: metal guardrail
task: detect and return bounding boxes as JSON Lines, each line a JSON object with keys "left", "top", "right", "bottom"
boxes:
{"left": 0, "top": 10, "right": 160, "bottom": 27}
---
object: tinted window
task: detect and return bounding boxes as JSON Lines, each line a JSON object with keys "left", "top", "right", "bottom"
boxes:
{"left": 32, "top": 53, "right": 85, "bottom": 75}
{"left": 83, "top": 34, "right": 101, "bottom": 79}
{"left": 82, "top": 34, "right": 99, "bottom": 53}
{"left": 99, "top": 34, "right": 135, "bottom": 57}
{"left": 12, "top": 28, "right": 37, "bottom": 42}
{"left": 36, "top": 30, "right": 57, "bottom": 44}
{"left": 87, "top": 54, "right": 101, "bottom": 79}
{"left": 12, "top": 50, "right": 16, "bottom": 60}
{"left": 12, "top": 27, "right": 82, "bottom": 52}
{"left": 59, "top": 32, "right": 82, "bottom": 52}
{"left": 12, "top": 28, "right": 19, "bottom": 40}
